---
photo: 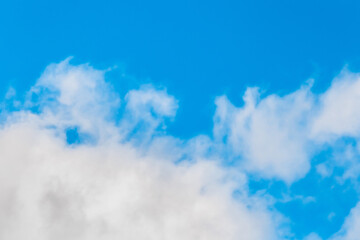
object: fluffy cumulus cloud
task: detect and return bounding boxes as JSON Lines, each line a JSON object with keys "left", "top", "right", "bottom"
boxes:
{"left": 213, "top": 70, "right": 360, "bottom": 185}
{"left": 0, "top": 59, "right": 283, "bottom": 240}
{"left": 312, "top": 70, "right": 360, "bottom": 140}
{"left": 3, "top": 59, "right": 360, "bottom": 239}
{"left": 213, "top": 85, "right": 314, "bottom": 183}
{"left": 211, "top": 69, "right": 360, "bottom": 238}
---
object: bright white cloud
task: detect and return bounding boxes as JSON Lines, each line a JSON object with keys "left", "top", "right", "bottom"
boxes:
{"left": 0, "top": 59, "right": 283, "bottom": 240}
{"left": 212, "top": 69, "right": 360, "bottom": 239}
{"left": 213, "top": 84, "right": 314, "bottom": 183}
{"left": 0, "top": 122, "right": 280, "bottom": 240}
{"left": 26, "top": 57, "right": 120, "bottom": 142}
{"left": 213, "top": 69, "right": 360, "bottom": 184}
{"left": 312, "top": 70, "right": 360, "bottom": 140}
{"left": 4, "top": 58, "right": 360, "bottom": 239}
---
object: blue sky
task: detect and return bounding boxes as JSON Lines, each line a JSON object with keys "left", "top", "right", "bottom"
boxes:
{"left": 2, "top": 0, "right": 360, "bottom": 239}
{"left": 3, "top": 0, "right": 360, "bottom": 138}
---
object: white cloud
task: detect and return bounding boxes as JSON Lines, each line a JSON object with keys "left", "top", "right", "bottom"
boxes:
{"left": 211, "top": 69, "right": 360, "bottom": 239}
{"left": 26, "top": 57, "right": 120, "bottom": 142}
{"left": 0, "top": 59, "right": 284, "bottom": 240}
{"left": 312, "top": 70, "right": 360, "bottom": 140}
{"left": 5, "top": 58, "right": 360, "bottom": 239}
{"left": 120, "top": 85, "right": 178, "bottom": 142}
{"left": 213, "top": 84, "right": 314, "bottom": 183}
{"left": 0, "top": 122, "right": 280, "bottom": 240}
{"left": 213, "top": 69, "right": 360, "bottom": 183}
{"left": 331, "top": 203, "right": 360, "bottom": 240}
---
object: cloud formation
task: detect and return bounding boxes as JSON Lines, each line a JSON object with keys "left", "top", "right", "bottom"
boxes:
{"left": 213, "top": 85, "right": 314, "bottom": 183}
{"left": 2, "top": 59, "right": 360, "bottom": 239}
{"left": 213, "top": 70, "right": 360, "bottom": 185}
{"left": 312, "top": 70, "right": 360, "bottom": 139}
{"left": 0, "top": 59, "right": 282, "bottom": 240}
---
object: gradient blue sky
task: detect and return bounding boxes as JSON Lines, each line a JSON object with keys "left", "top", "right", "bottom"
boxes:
{"left": 2, "top": 1, "right": 360, "bottom": 239}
